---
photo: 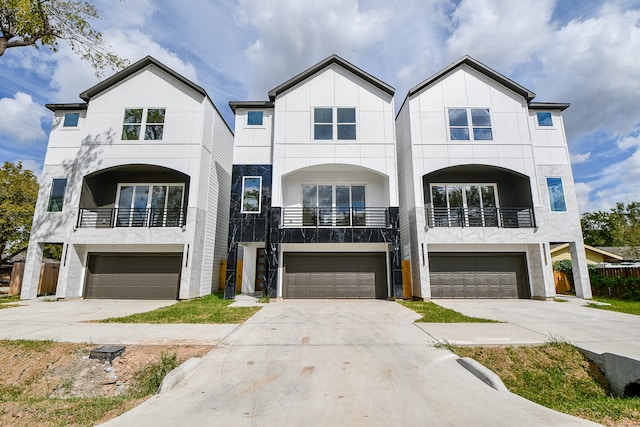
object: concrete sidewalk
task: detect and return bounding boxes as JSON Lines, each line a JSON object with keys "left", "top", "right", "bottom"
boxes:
{"left": 102, "top": 300, "right": 597, "bottom": 426}
{"left": 0, "top": 298, "right": 237, "bottom": 345}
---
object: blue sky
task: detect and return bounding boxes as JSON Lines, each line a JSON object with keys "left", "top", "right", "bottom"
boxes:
{"left": 1, "top": 0, "right": 639, "bottom": 213}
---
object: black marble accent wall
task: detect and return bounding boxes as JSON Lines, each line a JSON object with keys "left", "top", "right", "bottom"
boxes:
{"left": 225, "top": 165, "right": 272, "bottom": 299}
{"left": 224, "top": 164, "right": 403, "bottom": 299}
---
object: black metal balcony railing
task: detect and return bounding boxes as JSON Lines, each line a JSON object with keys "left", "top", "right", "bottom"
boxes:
{"left": 281, "top": 207, "right": 389, "bottom": 228}
{"left": 426, "top": 207, "right": 536, "bottom": 228}
{"left": 77, "top": 208, "right": 187, "bottom": 228}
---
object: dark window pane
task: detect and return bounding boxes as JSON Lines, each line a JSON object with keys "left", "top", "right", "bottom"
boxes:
{"left": 146, "top": 108, "right": 165, "bottom": 124}
{"left": 247, "top": 111, "right": 263, "bottom": 126}
{"left": 144, "top": 125, "right": 164, "bottom": 140}
{"left": 314, "top": 108, "right": 332, "bottom": 123}
{"left": 338, "top": 124, "right": 356, "bottom": 140}
{"left": 63, "top": 113, "right": 79, "bottom": 127}
{"left": 351, "top": 186, "right": 365, "bottom": 208}
{"left": 473, "top": 127, "right": 493, "bottom": 140}
{"left": 122, "top": 125, "right": 140, "bottom": 140}
{"left": 337, "top": 108, "right": 355, "bottom": 123}
{"left": 47, "top": 178, "right": 67, "bottom": 212}
{"left": 450, "top": 128, "right": 469, "bottom": 140}
{"left": 448, "top": 109, "right": 468, "bottom": 126}
{"left": 431, "top": 185, "right": 447, "bottom": 207}
{"left": 123, "top": 108, "right": 143, "bottom": 124}
{"left": 314, "top": 124, "right": 333, "bottom": 140}
{"left": 537, "top": 112, "right": 553, "bottom": 126}
{"left": 471, "top": 109, "right": 491, "bottom": 126}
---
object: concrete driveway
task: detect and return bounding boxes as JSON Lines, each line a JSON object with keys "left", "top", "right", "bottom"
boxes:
{"left": 0, "top": 298, "right": 236, "bottom": 345}
{"left": 102, "top": 300, "right": 596, "bottom": 426}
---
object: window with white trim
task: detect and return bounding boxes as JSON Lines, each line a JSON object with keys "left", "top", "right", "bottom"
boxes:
{"left": 247, "top": 111, "right": 263, "bottom": 126}
{"left": 546, "top": 177, "right": 566, "bottom": 212}
{"left": 313, "top": 107, "right": 356, "bottom": 140}
{"left": 448, "top": 108, "right": 492, "bottom": 141}
{"left": 63, "top": 112, "right": 79, "bottom": 127}
{"left": 122, "top": 108, "right": 166, "bottom": 140}
{"left": 536, "top": 111, "right": 553, "bottom": 127}
{"left": 241, "top": 177, "right": 262, "bottom": 213}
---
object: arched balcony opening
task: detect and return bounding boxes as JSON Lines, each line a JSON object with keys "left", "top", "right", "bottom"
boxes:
{"left": 423, "top": 165, "right": 535, "bottom": 229}
{"left": 77, "top": 164, "right": 190, "bottom": 228}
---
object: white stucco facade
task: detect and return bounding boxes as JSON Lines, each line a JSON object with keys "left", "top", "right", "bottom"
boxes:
{"left": 396, "top": 57, "right": 591, "bottom": 300}
{"left": 21, "top": 57, "right": 233, "bottom": 300}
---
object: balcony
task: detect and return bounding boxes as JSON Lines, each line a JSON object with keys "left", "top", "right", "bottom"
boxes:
{"left": 281, "top": 207, "right": 389, "bottom": 228}
{"left": 426, "top": 207, "right": 535, "bottom": 228}
{"left": 76, "top": 208, "right": 187, "bottom": 228}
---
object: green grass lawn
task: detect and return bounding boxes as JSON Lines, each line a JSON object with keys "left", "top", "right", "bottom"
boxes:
{"left": 398, "top": 300, "right": 499, "bottom": 323}
{"left": 587, "top": 297, "right": 640, "bottom": 316}
{"left": 0, "top": 294, "right": 21, "bottom": 309}
{"left": 452, "top": 342, "right": 640, "bottom": 426}
{"left": 99, "top": 293, "right": 260, "bottom": 324}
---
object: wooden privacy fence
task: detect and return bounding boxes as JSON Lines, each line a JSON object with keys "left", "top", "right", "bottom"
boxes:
{"left": 595, "top": 266, "right": 640, "bottom": 278}
{"left": 9, "top": 262, "right": 60, "bottom": 296}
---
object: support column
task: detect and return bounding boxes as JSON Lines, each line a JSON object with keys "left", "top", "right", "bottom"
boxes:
{"left": 570, "top": 240, "right": 592, "bottom": 299}
{"left": 20, "top": 242, "right": 43, "bottom": 300}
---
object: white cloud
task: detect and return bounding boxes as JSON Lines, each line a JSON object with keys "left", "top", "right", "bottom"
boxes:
{"left": 570, "top": 152, "right": 592, "bottom": 164}
{"left": 446, "top": 0, "right": 555, "bottom": 71}
{"left": 574, "top": 182, "right": 594, "bottom": 213}
{"left": 0, "top": 93, "right": 49, "bottom": 143}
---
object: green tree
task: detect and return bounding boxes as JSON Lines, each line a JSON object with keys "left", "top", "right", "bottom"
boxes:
{"left": 582, "top": 202, "right": 640, "bottom": 257}
{"left": 0, "top": 0, "right": 126, "bottom": 75}
{"left": 0, "top": 161, "right": 38, "bottom": 264}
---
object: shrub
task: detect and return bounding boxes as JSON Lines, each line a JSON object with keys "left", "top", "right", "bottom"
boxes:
{"left": 589, "top": 271, "right": 640, "bottom": 301}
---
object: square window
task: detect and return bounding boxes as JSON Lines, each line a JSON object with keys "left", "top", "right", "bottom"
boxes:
{"left": 47, "top": 178, "right": 67, "bottom": 212}
{"left": 313, "top": 107, "right": 356, "bottom": 140}
{"left": 241, "top": 177, "right": 262, "bottom": 213}
{"left": 546, "top": 177, "right": 567, "bottom": 212}
{"left": 448, "top": 108, "right": 492, "bottom": 141}
{"left": 537, "top": 112, "right": 553, "bottom": 126}
{"left": 63, "top": 112, "right": 79, "bottom": 127}
{"left": 122, "top": 108, "right": 165, "bottom": 140}
{"left": 247, "top": 111, "right": 264, "bottom": 126}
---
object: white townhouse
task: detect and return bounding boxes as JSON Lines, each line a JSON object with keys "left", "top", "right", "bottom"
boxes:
{"left": 396, "top": 56, "right": 591, "bottom": 300}
{"left": 225, "top": 55, "right": 404, "bottom": 299}
{"left": 21, "top": 56, "right": 233, "bottom": 300}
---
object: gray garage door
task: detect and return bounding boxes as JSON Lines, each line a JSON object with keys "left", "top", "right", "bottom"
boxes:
{"left": 284, "top": 253, "right": 387, "bottom": 299}
{"left": 84, "top": 253, "right": 182, "bottom": 299}
{"left": 429, "top": 253, "right": 530, "bottom": 299}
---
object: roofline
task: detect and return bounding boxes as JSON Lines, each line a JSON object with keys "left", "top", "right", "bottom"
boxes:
{"left": 409, "top": 56, "right": 536, "bottom": 100}
{"left": 45, "top": 103, "right": 88, "bottom": 112}
{"left": 267, "top": 54, "right": 395, "bottom": 100}
{"left": 550, "top": 243, "right": 624, "bottom": 260}
{"left": 77, "top": 56, "right": 232, "bottom": 135}
{"left": 529, "top": 102, "right": 571, "bottom": 111}
{"left": 228, "top": 101, "right": 274, "bottom": 114}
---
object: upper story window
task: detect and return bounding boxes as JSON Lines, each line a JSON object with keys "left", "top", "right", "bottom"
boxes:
{"left": 313, "top": 107, "right": 356, "bottom": 140}
{"left": 536, "top": 112, "right": 553, "bottom": 127}
{"left": 247, "top": 111, "right": 264, "bottom": 126}
{"left": 448, "top": 108, "right": 492, "bottom": 141}
{"left": 546, "top": 177, "right": 567, "bottom": 212}
{"left": 47, "top": 178, "right": 67, "bottom": 212}
{"left": 63, "top": 112, "right": 80, "bottom": 127}
{"left": 116, "top": 183, "right": 185, "bottom": 227}
{"left": 241, "top": 177, "right": 262, "bottom": 213}
{"left": 122, "top": 108, "right": 166, "bottom": 141}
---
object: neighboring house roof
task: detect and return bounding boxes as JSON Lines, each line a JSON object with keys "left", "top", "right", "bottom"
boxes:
{"left": 597, "top": 246, "right": 640, "bottom": 261}
{"left": 550, "top": 243, "right": 624, "bottom": 262}
{"left": 228, "top": 101, "right": 275, "bottom": 113}
{"left": 267, "top": 54, "right": 396, "bottom": 100}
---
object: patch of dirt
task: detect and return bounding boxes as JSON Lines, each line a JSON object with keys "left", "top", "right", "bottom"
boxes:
{"left": 0, "top": 342, "right": 212, "bottom": 399}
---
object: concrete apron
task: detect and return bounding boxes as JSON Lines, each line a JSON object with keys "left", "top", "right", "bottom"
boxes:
{"left": 102, "top": 300, "right": 596, "bottom": 426}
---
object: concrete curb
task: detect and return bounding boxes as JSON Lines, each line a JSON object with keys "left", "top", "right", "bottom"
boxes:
{"left": 457, "top": 357, "right": 509, "bottom": 392}
{"left": 157, "top": 357, "right": 203, "bottom": 394}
